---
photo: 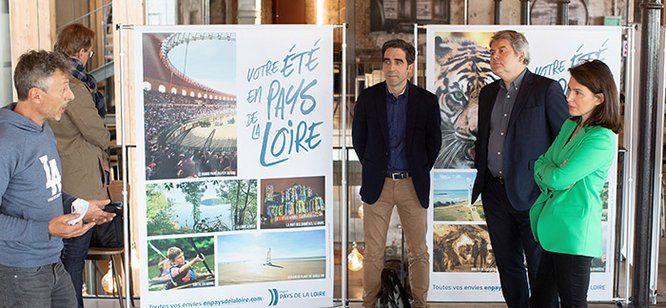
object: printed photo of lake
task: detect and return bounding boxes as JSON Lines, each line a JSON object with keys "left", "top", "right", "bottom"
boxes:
{"left": 146, "top": 179, "right": 257, "bottom": 236}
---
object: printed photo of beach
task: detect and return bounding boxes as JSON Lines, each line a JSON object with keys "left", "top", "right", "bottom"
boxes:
{"left": 432, "top": 170, "right": 483, "bottom": 222}
{"left": 216, "top": 229, "right": 326, "bottom": 285}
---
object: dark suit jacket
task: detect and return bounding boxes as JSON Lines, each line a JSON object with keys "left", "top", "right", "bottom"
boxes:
{"left": 352, "top": 82, "right": 442, "bottom": 208}
{"left": 472, "top": 69, "right": 568, "bottom": 211}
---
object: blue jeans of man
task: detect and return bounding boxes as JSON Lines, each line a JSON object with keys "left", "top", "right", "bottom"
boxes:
{"left": 0, "top": 261, "right": 77, "bottom": 307}
{"left": 61, "top": 229, "right": 93, "bottom": 308}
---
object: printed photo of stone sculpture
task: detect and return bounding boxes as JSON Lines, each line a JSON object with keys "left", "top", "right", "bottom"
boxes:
{"left": 260, "top": 176, "right": 325, "bottom": 229}
{"left": 433, "top": 224, "right": 496, "bottom": 272}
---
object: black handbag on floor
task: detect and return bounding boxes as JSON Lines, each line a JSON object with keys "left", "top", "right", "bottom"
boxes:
{"left": 375, "top": 267, "right": 411, "bottom": 308}
{"left": 90, "top": 203, "right": 124, "bottom": 248}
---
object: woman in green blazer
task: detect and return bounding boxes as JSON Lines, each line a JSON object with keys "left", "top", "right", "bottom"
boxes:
{"left": 529, "top": 60, "right": 622, "bottom": 308}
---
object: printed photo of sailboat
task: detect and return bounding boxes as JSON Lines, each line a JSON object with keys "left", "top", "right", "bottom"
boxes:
{"left": 262, "top": 248, "right": 284, "bottom": 268}
{"left": 216, "top": 229, "right": 326, "bottom": 285}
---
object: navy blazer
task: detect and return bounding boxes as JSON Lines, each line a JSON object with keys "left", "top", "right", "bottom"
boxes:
{"left": 352, "top": 82, "right": 442, "bottom": 208}
{"left": 472, "top": 69, "right": 568, "bottom": 211}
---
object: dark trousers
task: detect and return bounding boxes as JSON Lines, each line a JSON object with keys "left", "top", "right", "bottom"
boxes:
{"left": 0, "top": 261, "right": 77, "bottom": 308}
{"left": 531, "top": 250, "right": 593, "bottom": 308}
{"left": 482, "top": 175, "right": 542, "bottom": 308}
{"left": 61, "top": 229, "right": 93, "bottom": 308}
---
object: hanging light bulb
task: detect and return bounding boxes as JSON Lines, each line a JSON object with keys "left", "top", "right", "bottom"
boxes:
{"left": 82, "top": 283, "right": 88, "bottom": 296}
{"left": 102, "top": 261, "right": 116, "bottom": 294}
{"left": 357, "top": 204, "right": 364, "bottom": 220}
{"left": 347, "top": 242, "right": 364, "bottom": 272}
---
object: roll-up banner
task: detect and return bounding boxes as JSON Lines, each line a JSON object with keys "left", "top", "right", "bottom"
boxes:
{"left": 426, "top": 25, "right": 621, "bottom": 302}
{"left": 133, "top": 25, "right": 334, "bottom": 307}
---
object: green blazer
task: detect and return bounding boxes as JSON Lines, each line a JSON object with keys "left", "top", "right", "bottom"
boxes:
{"left": 529, "top": 119, "right": 616, "bottom": 258}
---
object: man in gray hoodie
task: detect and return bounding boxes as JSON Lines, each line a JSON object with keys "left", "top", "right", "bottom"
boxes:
{"left": 0, "top": 50, "right": 112, "bottom": 307}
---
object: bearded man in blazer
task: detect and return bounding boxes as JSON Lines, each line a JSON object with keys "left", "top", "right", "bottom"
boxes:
{"left": 471, "top": 30, "right": 568, "bottom": 308}
{"left": 352, "top": 39, "right": 441, "bottom": 308}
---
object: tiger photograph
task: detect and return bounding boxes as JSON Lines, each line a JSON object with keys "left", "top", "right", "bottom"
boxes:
{"left": 433, "top": 32, "right": 497, "bottom": 169}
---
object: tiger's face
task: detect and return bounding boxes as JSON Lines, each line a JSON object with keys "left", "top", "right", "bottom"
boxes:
{"left": 434, "top": 37, "right": 496, "bottom": 169}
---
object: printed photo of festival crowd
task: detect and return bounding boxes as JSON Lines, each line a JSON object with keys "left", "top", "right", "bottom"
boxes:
{"left": 260, "top": 176, "right": 326, "bottom": 229}
{"left": 142, "top": 32, "right": 238, "bottom": 180}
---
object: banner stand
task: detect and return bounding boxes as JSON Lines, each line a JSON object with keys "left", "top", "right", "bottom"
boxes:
{"left": 619, "top": 24, "right": 637, "bottom": 306}
{"left": 418, "top": 24, "right": 631, "bottom": 304}
{"left": 117, "top": 23, "right": 134, "bottom": 308}
{"left": 414, "top": 24, "right": 420, "bottom": 85}
{"left": 117, "top": 23, "right": 346, "bottom": 308}
{"left": 339, "top": 22, "right": 349, "bottom": 308}
{"left": 114, "top": 21, "right": 639, "bottom": 307}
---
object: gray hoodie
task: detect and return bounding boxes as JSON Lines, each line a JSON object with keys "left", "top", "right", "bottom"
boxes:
{"left": 0, "top": 103, "right": 75, "bottom": 267}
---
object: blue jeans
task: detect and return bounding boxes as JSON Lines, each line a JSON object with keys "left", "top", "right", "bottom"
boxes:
{"left": 61, "top": 229, "right": 93, "bottom": 308}
{"left": 0, "top": 261, "right": 77, "bottom": 308}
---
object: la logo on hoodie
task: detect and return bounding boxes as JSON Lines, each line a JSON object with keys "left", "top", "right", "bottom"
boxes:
{"left": 40, "top": 155, "right": 62, "bottom": 202}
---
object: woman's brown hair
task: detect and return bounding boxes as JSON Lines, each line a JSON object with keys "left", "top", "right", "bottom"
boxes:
{"left": 569, "top": 60, "right": 622, "bottom": 133}
{"left": 54, "top": 24, "right": 94, "bottom": 57}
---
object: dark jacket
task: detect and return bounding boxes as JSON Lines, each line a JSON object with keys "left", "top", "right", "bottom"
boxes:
{"left": 352, "top": 82, "right": 442, "bottom": 208}
{"left": 472, "top": 69, "right": 568, "bottom": 211}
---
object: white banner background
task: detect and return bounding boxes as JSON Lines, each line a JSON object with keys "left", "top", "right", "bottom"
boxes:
{"left": 426, "top": 25, "right": 622, "bottom": 302}
{"left": 133, "top": 25, "right": 334, "bottom": 308}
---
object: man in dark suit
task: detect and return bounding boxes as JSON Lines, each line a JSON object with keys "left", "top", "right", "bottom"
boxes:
{"left": 471, "top": 30, "right": 568, "bottom": 308}
{"left": 352, "top": 39, "right": 441, "bottom": 308}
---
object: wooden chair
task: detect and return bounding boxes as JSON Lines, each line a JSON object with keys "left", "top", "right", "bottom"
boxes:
{"left": 86, "top": 247, "right": 126, "bottom": 308}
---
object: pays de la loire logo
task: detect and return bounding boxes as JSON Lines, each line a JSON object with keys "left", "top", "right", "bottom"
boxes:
{"left": 267, "top": 288, "right": 279, "bottom": 306}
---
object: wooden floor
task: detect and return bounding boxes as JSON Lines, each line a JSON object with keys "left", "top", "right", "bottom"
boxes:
{"left": 348, "top": 304, "right": 627, "bottom": 307}
{"left": 83, "top": 235, "right": 666, "bottom": 307}
{"left": 332, "top": 233, "right": 666, "bottom": 307}
{"left": 83, "top": 298, "right": 666, "bottom": 307}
